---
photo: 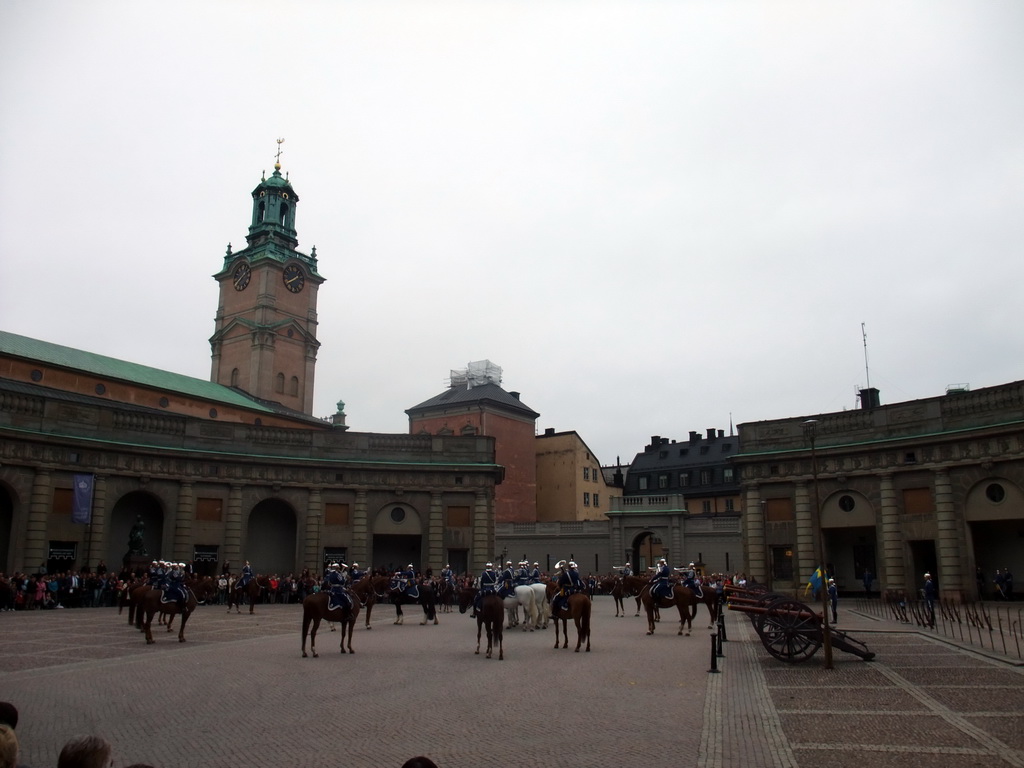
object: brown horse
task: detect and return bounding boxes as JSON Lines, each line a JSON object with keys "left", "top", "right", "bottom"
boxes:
{"left": 640, "top": 583, "right": 697, "bottom": 636}
{"left": 546, "top": 583, "right": 592, "bottom": 651}
{"left": 458, "top": 587, "right": 503, "bottom": 659}
{"left": 227, "top": 575, "right": 267, "bottom": 614}
{"left": 301, "top": 591, "right": 361, "bottom": 657}
{"left": 140, "top": 587, "right": 197, "bottom": 644}
{"left": 350, "top": 577, "right": 381, "bottom": 629}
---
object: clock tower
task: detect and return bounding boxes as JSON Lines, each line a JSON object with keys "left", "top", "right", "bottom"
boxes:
{"left": 210, "top": 148, "right": 324, "bottom": 415}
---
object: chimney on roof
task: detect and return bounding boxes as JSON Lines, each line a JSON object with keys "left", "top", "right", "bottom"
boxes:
{"left": 718, "top": 429, "right": 724, "bottom": 438}
{"left": 544, "top": 427, "right": 555, "bottom": 436}
{"left": 689, "top": 431, "right": 700, "bottom": 442}
{"left": 706, "top": 428, "right": 715, "bottom": 440}
{"left": 859, "top": 387, "right": 880, "bottom": 409}
{"left": 509, "top": 391, "right": 520, "bottom": 400}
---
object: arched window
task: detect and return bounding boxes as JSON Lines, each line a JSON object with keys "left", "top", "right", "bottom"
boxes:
{"left": 258, "top": 201, "right": 266, "bottom": 223}
{"left": 290, "top": 376, "right": 299, "bottom": 396}
{"left": 230, "top": 368, "right": 239, "bottom": 387}
{"left": 280, "top": 203, "right": 290, "bottom": 228}
{"left": 275, "top": 373, "right": 285, "bottom": 393}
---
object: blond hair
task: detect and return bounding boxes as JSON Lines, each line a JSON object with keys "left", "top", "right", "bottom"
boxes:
{"left": 0, "top": 724, "right": 18, "bottom": 768}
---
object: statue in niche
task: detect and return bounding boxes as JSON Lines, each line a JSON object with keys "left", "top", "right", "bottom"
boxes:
{"left": 127, "top": 515, "right": 148, "bottom": 556}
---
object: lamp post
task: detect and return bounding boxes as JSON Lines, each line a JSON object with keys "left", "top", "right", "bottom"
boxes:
{"left": 802, "top": 419, "right": 834, "bottom": 670}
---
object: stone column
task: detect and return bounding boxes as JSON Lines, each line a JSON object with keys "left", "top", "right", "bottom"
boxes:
{"left": 472, "top": 489, "right": 491, "bottom": 573}
{"left": 878, "top": 473, "right": 905, "bottom": 592}
{"left": 24, "top": 468, "right": 51, "bottom": 572}
{"left": 224, "top": 484, "right": 243, "bottom": 566}
{"left": 428, "top": 491, "right": 443, "bottom": 572}
{"left": 794, "top": 481, "right": 814, "bottom": 588}
{"left": 88, "top": 475, "right": 108, "bottom": 568}
{"left": 934, "top": 469, "right": 964, "bottom": 599}
{"left": 610, "top": 515, "right": 623, "bottom": 566}
{"left": 744, "top": 484, "right": 767, "bottom": 583}
{"left": 305, "top": 488, "right": 322, "bottom": 574}
{"left": 353, "top": 490, "right": 368, "bottom": 567}
{"left": 670, "top": 514, "right": 683, "bottom": 564}
{"left": 173, "top": 482, "right": 194, "bottom": 564}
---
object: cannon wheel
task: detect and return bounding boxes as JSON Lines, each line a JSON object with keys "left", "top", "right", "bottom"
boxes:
{"left": 755, "top": 597, "right": 822, "bottom": 663}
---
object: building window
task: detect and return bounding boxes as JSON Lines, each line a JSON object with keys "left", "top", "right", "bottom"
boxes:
{"left": 700, "top": 446, "right": 709, "bottom": 454}
{"left": 583, "top": 467, "right": 590, "bottom": 481}
{"left": 771, "top": 546, "right": 794, "bottom": 581}
{"left": 700, "top": 470, "right": 712, "bottom": 485}
{"left": 638, "top": 476, "right": 648, "bottom": 490}
{"left": 724, "top": 498, "right": 735, "bottom": 512}
{"left": 679, "top": 448, "right": 688, "bottom": 456}
{"left": 702, "top": 500, "right": 712, "bottom": 513}
{"left": 196, "top": 498, "right": 223, "bottom": 522}
{"left": 838, "top": 495, "right": 856, "bottom": 512}
{"left": 986, "top": 483, "right": 1006, "bottom": 503}
{"left": 764, "top": 498, "right": 795, "bottom": 522}
{"left": 446, "top": 506, "right": 471, "bottom": 527}
{"left": 658, "top": 474, "right": 668, "bottom": 489}
{"left": 903, "top": 488, "right": 932, "bottom": 515}
{"left": 594, "top": 494, "right": 600, "bottom": 507}
{"left": 583, "top": 492, "right": 590, "bottom": 506}
{"left": 723, "top": 467, "right": 734, "bottom": 483}
{"left": 679, "top": 472, "right": 690, "bottom": 487}
{"left": 275, "top": 373, "right": 285, "bottom": 393}
{"left": 324, "top": 503, "right": 350, "bottom": 526}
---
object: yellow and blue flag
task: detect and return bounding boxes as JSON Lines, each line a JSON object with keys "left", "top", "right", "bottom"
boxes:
{"left": 804, "top": 567, "right": 826, "bottom": 597}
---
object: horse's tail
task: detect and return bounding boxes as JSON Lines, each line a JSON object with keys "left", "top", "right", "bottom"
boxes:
{"left": 581, "top": 597, "right": 592, "bottom": 639}
{"left": 301, "top": 603, "right": 313, "bottom": 645}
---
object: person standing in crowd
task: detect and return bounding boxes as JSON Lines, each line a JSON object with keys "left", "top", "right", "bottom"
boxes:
{"left": 1004, "top": 567, "right": 1014, "bottom": 601}
{"left": 995, "top": 569, "right": 1007, "bottom": 600}
{"left": 975, "top": 566, "right": 985, "bottom": 599}
{"left": 827, "top": 578, "right": 838, "bottom": 623}
{"left": 862, "top": 568, "right": 873, "bottom": 594}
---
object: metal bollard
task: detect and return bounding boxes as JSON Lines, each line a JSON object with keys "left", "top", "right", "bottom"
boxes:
{"left": 708, "top": 632, "right": 720, "bottom": 673}
{"left": 718, "top": 609, "right": 728, "bottom": 642}
{"left": 717, "top": 624, "right": 724, "bottom": 657}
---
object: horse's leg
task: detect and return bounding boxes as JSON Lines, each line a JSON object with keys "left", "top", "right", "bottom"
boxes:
{"left": 475, "top": 619, "right": 483, "bottom": 655}
{"left": 364, "top": 596, "right": 374, "bottom": 629}
{"left": 345, "top": 616, "right": 355, "bottom": 654}
{"left": 248, "top": 587, "right": 256, "bottom": 615}
{"left": 645, "top": 600, "right": 656, "bottom": 635}
{"left": 395, "top": 600, "right": 403, "bottom": 625}
{"left": 635, "top": 595, "right": 642, "bottom": 617}
{"left": 143, "top": 607, "right": 155, "bottom": 644}
{"left": 302, "top": 610, "right": 312, "bottom": 657}
{"left": 178, "top": 607, "right": 190, "bottom": 643}
{"left": 574, "top": 613, "right": 583, "bottom": 652}
{"left": 485, "top": 621, "right": 493, "bottom": 659}
{"left": 310, "top": 616, "right": 321, "bottom": 658}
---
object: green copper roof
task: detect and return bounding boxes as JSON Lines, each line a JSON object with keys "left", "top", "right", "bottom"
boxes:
{"left": 0, "top": 330, "right": 279, "bottom": 414}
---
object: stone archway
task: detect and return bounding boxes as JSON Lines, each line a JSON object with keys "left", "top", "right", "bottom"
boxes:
{"left": 371, "top": 503, "right": 423, "bottom": 572}
{"left": 821, "top": 490, "right": 877, "bottom": 591}
{"left": 109, "top": 491, "right": 164, "bottom": 570}
{"left": 965, "top": 477, "right": 1024, "bottom": 598}
{"left": 245, "top": 499, "right": 297, "bottom": 577}
{"left": 0, "top": 482, "right": 15, "bottom": 574}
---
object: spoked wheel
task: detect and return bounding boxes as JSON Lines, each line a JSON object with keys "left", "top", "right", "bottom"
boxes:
{"left": 756, "top": 598, "right": 822, "bottom": 663}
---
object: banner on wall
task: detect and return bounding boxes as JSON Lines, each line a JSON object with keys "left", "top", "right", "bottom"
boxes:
{"left": 71, "top": 474, "right": 95, "bottom": 524}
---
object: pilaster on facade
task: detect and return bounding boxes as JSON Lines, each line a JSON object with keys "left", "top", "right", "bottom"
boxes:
{"left": 794, "top": 481, "right": 814, "bottom": 588}
{"left": 933, "top": 469, "right": 964, "bottom": 597}
{"left": 89, "top": 475, "right": 108, "bottom": 568}
{"left": 25, "top": 468, "right": 51, "bottom": 569}
{"left": 305, "top": 488, "right": 322, "bottom": 574}
{"left": 224, "top": 484, "right": 243, "bottom": 565}
{"left": 744, "top": 485, "right": 768, "bottom": 584}
{"left": 173, "top": 482, "right": 194, "bottom": 564}
{"left": 352, "top": 490, "right": 368, "bottom": 567}
{"left": 878, "top": 473, "right": 905, "bottom": 592}
{"left": 428, "top": 492, "right": 443, "bottom": 573}
{"left": 472, "top": 489, "right": 492, "bottom": 573}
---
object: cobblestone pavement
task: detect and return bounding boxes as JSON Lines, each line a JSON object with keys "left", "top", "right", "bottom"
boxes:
{"left": 1, "top": 598, "right": 1022, "bottom": 768}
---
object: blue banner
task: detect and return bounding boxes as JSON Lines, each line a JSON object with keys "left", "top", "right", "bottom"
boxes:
{"left": 71, "top": 474, "right": 94, "bottom": 524}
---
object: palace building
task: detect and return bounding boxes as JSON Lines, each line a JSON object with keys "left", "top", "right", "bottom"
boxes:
{"left": 0, "top": 159, "right": 502, "bottom": 578}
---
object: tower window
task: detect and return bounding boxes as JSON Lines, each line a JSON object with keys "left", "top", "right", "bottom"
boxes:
{"left": 230, "top": 368, "right": 239, "bottom": 387}
{"left": 258, "top": 201, "right": 266, "bottom": 223}
{"left": 275, "top": 373, "right": 285, "bottom": 393}
{"left": 281, "top": 203, "right": 290, "bottom": 227}
{"left": 290, "top": 376, "right": 299, "bottom": 396}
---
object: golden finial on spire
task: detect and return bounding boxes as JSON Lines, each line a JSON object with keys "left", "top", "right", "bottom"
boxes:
{"left": 274, "top": 137, "right": 285, "bottom": 170}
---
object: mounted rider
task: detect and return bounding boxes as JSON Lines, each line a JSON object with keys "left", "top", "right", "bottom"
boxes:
{"left": 440, "top": 563, "right": 456, "bottom": 589}
{"left": 615, "top": 561, "right": 633, "bottom": 578}
{"left": 474, "top": 562, "right": 499, "bottom": 616}
{"left": 147, "top": 560, "right": 161, "bottom": 588}
{"left": 397, "top": 564, "right": 419, "bottom": 599}
{"left": 348, "top": 562, "right": 365, "bottom": 584}
{"left": 552, "top": 560, "right": 584, "bottom": 615}
{"left": 325, "top": 562, "right": 352, "bottom": 612}
{"left": 677, "top": 561, "right": 703, "bottom": 599}
{"left": 162, "top": 562, "right": 188, "bottom": 606}
{"left": 530, "top": 562, "right": 542, "bottom": 584}
{"left": 498, "top": 561, "right": 516, "bottom": 598}
{"left": 649, "top": 558, "right": 674, "bottom": 600}
{"left": 515, "top": 561, "right": 531, "bottom": 587}
{"left": 237, "top": 560, "right": 254, "bottom": 591}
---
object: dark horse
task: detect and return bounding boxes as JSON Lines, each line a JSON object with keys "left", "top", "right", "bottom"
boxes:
{"left": 389, "top": 578, "right": 438, "bottom": 626}
{"left": 301, "top": 591, "right": 361, "bottom": 657}
{"left": 458, "top": 587, "right": 504, "bottom": 659}
{"left": 227, "top": 575, "right": 267, "bottom": 614}
{"left": 640, "top": 583, "right": 698, "bottom": 636}
{"left": 545, "top": 582, "right": 592, "bottom": 652}
{"left": 436, "top": 578, "right": 457, "bottom": 614}
{"left": 349, "top": 577, "right": 381, "bottom": 629}
{"left": 140, "top": 587, "right": 198, "bottom": 644}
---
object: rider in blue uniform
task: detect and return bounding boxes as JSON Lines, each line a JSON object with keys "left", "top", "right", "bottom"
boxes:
{"left": 474, "top": 562, "right": 498, "bottom": 616}
{"left": 348, "top": 562, "right": 364, "bottom": 584}
{"left": 530, "top": 562, "right": 542, "bottom": 584}
{"left": 552, "top": 560, "right": 583, "bottom": 615}
{"left": 649, "top": 558, "right": 673, "bottom": 600}
{"left": 163, "top": 562, "right": 188, "bottom": 606}
{"left": 515, "top": 561, "right": 531, "bottom": 587}
{"left": 678, "top": 561, "right": 703, "bottom": 598}
{"left": 148, "top": 560, "right": 161, "bottom": 588}
{"left": 615, "top": 561, "right": 633, "bottom": 578}
{"left": 498, "top": 561, "right": 516, "bottom": 598}
{"left": 441, "top": 564, "right": 456, "bottom": 589}
{"left": 325, "top": 562, "right": 352, "bottom": 612}
{"left": 400, "top": 564, "right": 419, "bottom": 599}
{"left": 239, "top": 561, "right": 254, "bottom": 588}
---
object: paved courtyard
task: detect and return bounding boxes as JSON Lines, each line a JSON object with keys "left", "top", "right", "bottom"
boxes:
{"left": 1, "top": 597, "right": 1022, "bottom": 768}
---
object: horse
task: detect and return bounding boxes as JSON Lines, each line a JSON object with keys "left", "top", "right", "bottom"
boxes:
{"left": 640, "top": 583, "right": 698, "bottom": 636}
{"left": 436, "top": 578, "right": 457, "bottom": 614}
{"left": 600, "top": 576, "right": 628, "bottom": 617}
{"left": 621, "top": 575, "right": 656, "bottom": 618}
{"left": 140, "top": 587, "right": 197, "bottom": 644}
{"left": 390, "top": 578, "right": 438, "bottom": 625}
{"left": 458, "top": 587, "right": 504, "bottom": 660}
{"left": 227, "top": 575, "right": 267, "bottom": 614}
{"left": 545, "top": 583, "right": 592, "bottom": 651}
{"left": 502, "top": 585, "right": 539, "bottom": 631}
{"left": 350, "top": 576, "right": 382, "bottom": 629}
{"left": 301, "top": 591, "right": 361, "bottom": 657}
{"left": 529, "top": 582, "right": 550, "bottom": 628}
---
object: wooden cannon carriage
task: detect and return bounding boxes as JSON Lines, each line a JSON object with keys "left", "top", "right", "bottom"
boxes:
{"left": 725, "top": 584, "right": 875, "bottom": 663}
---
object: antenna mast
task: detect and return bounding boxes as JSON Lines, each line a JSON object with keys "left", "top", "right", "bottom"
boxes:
{"left": 862, "top": 322, "right": 871, "bottom": 390}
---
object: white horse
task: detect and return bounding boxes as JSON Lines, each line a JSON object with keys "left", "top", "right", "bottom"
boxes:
{"left": 529, "top": 582, "right": 549, "bottom": 629}
{"left": 503, "top": 586, "right": 538, "bottom": 631}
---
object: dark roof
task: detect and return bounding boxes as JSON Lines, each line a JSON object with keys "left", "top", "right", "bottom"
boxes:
{"left": 407, "top": 382, "right": 539, "bottom": 419}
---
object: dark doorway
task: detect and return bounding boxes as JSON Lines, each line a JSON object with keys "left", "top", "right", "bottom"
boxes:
{"left": 447, "top": 548, "right": 468, "bottom": 577}
{"left": 908, "top": 539, "right": 938, "bottom": 594}
{"left": 373, "top": 534, "right": 422, "bottom": 573}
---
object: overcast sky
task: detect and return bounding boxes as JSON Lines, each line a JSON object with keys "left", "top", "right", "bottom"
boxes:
{"left": 2, "top": 1, "right": 1022, "bottom": 466}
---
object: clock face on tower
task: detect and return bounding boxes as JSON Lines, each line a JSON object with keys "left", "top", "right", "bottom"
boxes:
{"left": 283, "top": 264, "right": 305, "bottom": 293}
{"left": 232, "top": 262, "right": 251, "bottom": 291}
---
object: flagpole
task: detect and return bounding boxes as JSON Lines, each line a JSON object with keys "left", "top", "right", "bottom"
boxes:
{"left": 803, "top": 420, "right": 833, "bottom": 670}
